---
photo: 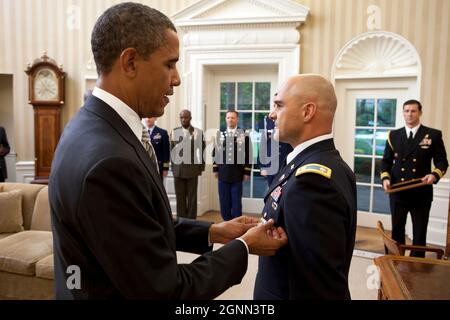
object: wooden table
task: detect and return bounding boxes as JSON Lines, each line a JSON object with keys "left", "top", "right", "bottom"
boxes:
{"left": 374, "top": 255, "right": 450, "bottom": 300}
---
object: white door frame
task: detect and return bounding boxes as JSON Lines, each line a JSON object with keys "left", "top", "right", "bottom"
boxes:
{"left": 183, "top": 51, "right": 300, "bottom": 215}
{"left": 205, "top": 65, "right": 278, "bottom": 214}
{"left": 335, "top": 79, "right": 416, "bottom": 229}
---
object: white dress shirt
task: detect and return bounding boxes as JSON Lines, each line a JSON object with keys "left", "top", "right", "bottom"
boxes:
{"left": 405, "top": 124, "right": 421, "bottom": 139}
{"left": 92, "top": 87, "right": 143, "bottom": 145}
{"left": 286, "top": 133, "right": 334, "bottom": 165}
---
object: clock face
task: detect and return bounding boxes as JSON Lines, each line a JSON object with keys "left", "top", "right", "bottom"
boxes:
{"left": 33, "top": 68, "right": 59, "bottom": 101}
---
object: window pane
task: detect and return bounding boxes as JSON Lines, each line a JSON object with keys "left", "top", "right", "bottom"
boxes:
{"left": 377, "top": 99, "right": 396, "bottom": 127}
{"left": 373, "top": 187, "right": 390, "bottom": 214}
{"left": 220, "top": 82, "right": 235, "bottom": 110}
{"left": 255, "top": 82, "right": 271, "bottom": 110}
{"left": 238, "top": 82, "right": 253, "bottom": 110}
{"left": 254, "top": 113, "right": 268, "bottom": 131}
{"left": 354, "top": 157, "right": 372, "bottom": 183}
{"left": 238, "top": 112, "right": 252, "bottom": 130}
{"left": 243, "top": 177, "right": 251, "bottom": 197}
{"left": 356, "top": 99, "right": 375, "bottom": 126}
{"left": 374, "top": 158, "right": 383, "bottom": 185}
{"left": 220, "top": 112, "right": 226, "bottom": 132}
{"left": 357, "top": 185, "right": 370, "bottom": 211}
{"left": 252, "top": 171, "right": 267, "bottom": 198}
{"left": 375, "top": 129, "right": 389, "bottom": 156}
{"left": 355, "top": 129, "right": 373, "bottom": 155}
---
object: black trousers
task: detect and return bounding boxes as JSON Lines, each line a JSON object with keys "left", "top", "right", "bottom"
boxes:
{"left": 174, "top": 177, "right": 198, "bottom": 219}
{"left": 389, "top": 198, "right": 432, "bottom": 257}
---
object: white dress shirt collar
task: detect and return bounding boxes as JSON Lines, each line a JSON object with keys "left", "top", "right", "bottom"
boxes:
{"left": 92, "top": 86, "right": 143, "bottom": 143}
{"left": 147, "top": 125, "right": 156, "bottom": 136}
{"left": 286, "top": 133, "right": 334, "bottom": 165}
{"left": 405, "top": 123, "right": 421, "bottom": 138}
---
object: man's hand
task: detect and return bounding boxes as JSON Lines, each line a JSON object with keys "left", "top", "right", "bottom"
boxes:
{"left": 214, "top": 172, "right": 218, "bottom": 179}
{"left": 163, "top": 170, "right": 169, "bottom": 178}
{"left": 240, "top": 219, "right": 288, "bottom": 256}
{"left": 422, "top": 174, "right": 436, "bottom": 185}
{"left": 382, "top": 179, "right": 391, "bottom": 191}
{"left": 243, "top": 175, "right": 250, "bottom": 182}
{"left": 260, "top": 170, "right": 268, "bottom": 177}
{"left": 209, "top": 216, "right": 259, "bottom": 244}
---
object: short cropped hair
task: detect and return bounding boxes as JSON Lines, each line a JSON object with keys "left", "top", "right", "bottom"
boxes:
{"left": 226, "top": 110, "right": 239, "bottom": 117}
{"left": 403, "top": 99, "right": 422, "bottom": 111}
{"left": 91, "top": 2, "right": 176, "bottom": 75}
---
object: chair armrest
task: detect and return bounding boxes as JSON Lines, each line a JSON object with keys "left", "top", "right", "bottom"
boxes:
{"left": 399, "top": 244, "right": 444, "bottom": 259}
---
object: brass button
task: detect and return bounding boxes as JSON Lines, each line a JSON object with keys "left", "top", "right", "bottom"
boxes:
{"left": 401, "top": 178, "right": 405, "bottom": 182}
{"left": 413, "top": 169, "right": 416, "bottom": 172}
{"left": 401, "top": 168, "right": 405, "bottom": 172}
{"left": 413, "top": 159, "right": 417, "bottom": 162}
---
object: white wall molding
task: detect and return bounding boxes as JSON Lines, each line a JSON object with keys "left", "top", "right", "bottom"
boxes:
{"left": 173, "top": 0, "right": 309, "bottom": 28}
{"left": 426, "top": 178, "right": 450, "bottom": 246}
{"left": 173, "top": 0, "right": 309, "bottom": 214}
{"left": 333, "top": 31, "right": 421, "bottom": 80}
{"left": 4, "top": 153, "right": 17, "bottom": 182}
{"left": 15, "top": 161, "right": 35, "bottom": 184}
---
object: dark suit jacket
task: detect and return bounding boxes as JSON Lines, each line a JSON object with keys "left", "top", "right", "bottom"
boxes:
{"left": 212, "top": 129, "right": 252, "bottom": 183}
{"left": 0, "top": 126, "right": 10, "bottom": 179}
{"left": 49, "top": 96, "right": 247, "bottom": 299}
{"left": 170, "top": 126, "right": 205, "bottom": 178}
{"left": 149, "top": 126, "right": 170, "bottom": 175}
{"left": 381, "top": 125, "right": 448, "bottom": 204}
{"left": 254, "top": 139, "right": 357, "bottom": 299}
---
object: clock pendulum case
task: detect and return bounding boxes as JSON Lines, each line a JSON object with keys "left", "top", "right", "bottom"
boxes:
{"left": 25, "top": 52, "right": 66, "bottom": 184}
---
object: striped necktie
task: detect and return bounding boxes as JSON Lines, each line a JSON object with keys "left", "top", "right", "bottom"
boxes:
{"left": 141, "top": 126, "right": 159, "bottom": 174}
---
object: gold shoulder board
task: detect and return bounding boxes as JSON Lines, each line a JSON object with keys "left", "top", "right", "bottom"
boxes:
{"left": 295, "top": 163, "right": 332, "bottom": 179}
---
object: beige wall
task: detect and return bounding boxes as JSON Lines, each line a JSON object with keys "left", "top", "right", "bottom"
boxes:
{"left": 0, "top": 0, "right": 448, "bottom": 173}
{"left": 298, "top": 0, "right": 450, "bottom": 153}
{"left": 0, "top": 0, "right": 197, "bottom": 162}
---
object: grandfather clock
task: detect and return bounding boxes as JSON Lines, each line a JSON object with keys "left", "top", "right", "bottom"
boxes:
{"left": 25, "top": 52, "right": 65, "bottom": 184}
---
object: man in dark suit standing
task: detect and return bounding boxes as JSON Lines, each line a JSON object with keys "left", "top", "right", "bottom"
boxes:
{"left": 0, "top": 126, "right": 10, "bottom": 182}
{"left": 259, "top": 115, "right": 293, "bottom": 186}
{"left": 254, "top": 74, "right": 357, "bottom": 299}
{"left": 170, "top": 109, "right": 205, "bottom": 219}
{"left": 213, "top": 110, "right": 252, "bottom": 221}
{"left": 143, "top": 117, "right": 170, "bottom": 179}
{"left": 381, "top": 99, "right": 448, "bottom": 257}
{"left": 49, "top": 3, "right": 287, "bottom": 300}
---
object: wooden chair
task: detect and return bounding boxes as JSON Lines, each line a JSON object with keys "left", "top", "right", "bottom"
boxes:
{"left": 376, "top": 221, "right": 444, "bottom": 259}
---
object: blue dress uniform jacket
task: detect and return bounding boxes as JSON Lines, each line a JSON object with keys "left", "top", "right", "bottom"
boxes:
{"left": 254, "top": 139, "right": 357, "bottom": 300}
{"left": 213, "top": 129, "right": 252, "bottom": 182}
{"left": 259, "top": 117, "right": 293, "bottom": 185}
{"left": 380, "top": 125, "right": 448, "bottom": 204}
{"left": 49, "top": 96, "right": 248, "bottom": 299}
{"left": 150, "top": 126, "right": 170, "bottom": 176}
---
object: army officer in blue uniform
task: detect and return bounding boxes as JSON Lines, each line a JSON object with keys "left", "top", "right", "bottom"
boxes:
{"left": 380, "top": 99, "right": 448, "bottom": 257}
{"left": 144, "top": 117, "right": 170, "bottom": 179}
{"left": 213, "top": 110, "right": 252, "bottom": 221}
{"left": 253, "top": 74, "right": 357, "bottom": 300}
